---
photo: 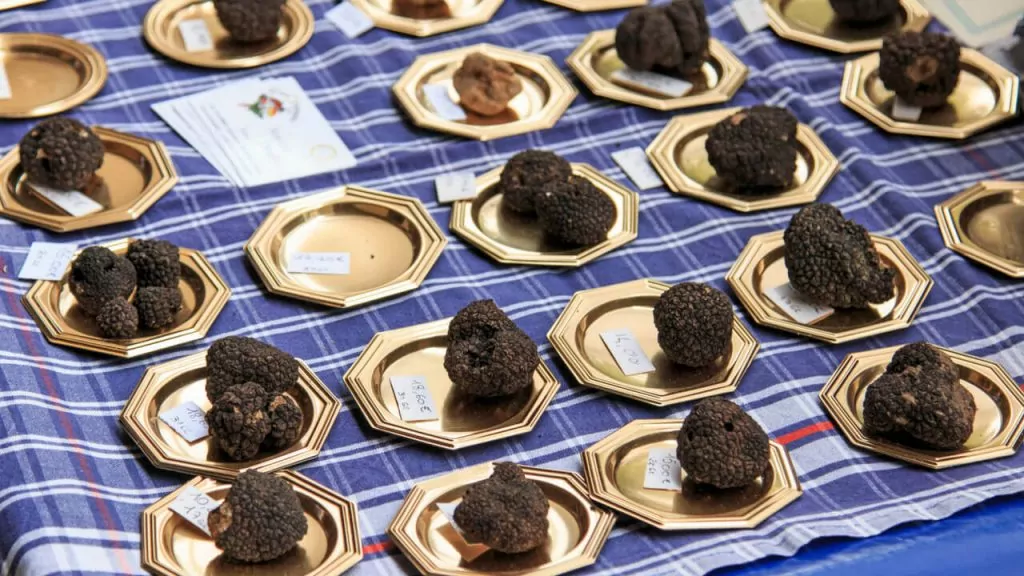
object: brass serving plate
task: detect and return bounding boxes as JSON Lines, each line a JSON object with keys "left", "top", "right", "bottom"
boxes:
{"left": 0, "top": 127, "right": 178, "bottom": 233}
{"left": 141, "top": 471, "right": 362, "bottom": 576}
{"left": 820, "top": 345, "right": 1024, "bottom": 469}
{"left": 349, "top": 0, "right": 504, "bottom": 37}
{"left": 936, "top": 181, "right": 1024, "bottom": 278}
{"left": 0, "top": 33, "right": 107, "bottom": 119}
{"left": 541, "top": 0, "right": 645, "bottom": 13}
{"left": 548, "top": 279, "right": 759, "bottom": 407}
{"left": 121, "top": 351, "right": 340, "bottom": 480}
{"left": 647, "top": 107, "right": 838, "bottom": 213}
{"left": 726, "top": 231, "right": 932, "bottom": 344}
{"left": 22, "top": 239, "right": 231, "bottom": 358}
{"left": 450, "top": 163, "right": 638, "bottom": 267}
{"left": 144, "top": 0, "right": 314, "bottom": 69}
{"left": 388, "top": 462, "right": 614, "bottom": 576}
{"left": 764, "top": 0, "right": 930, "bottom": 54}
{"left": 246, "top": 185, "right": 446, "bottom": 309}
{"left": 393, "top": 44, "right": 577, "bottom": 141}
{"left": 344, "top": 318, "right": 559, "bottom": 450}
{"left": 567, "top": 32, "right": 747, "bottom": 111}
{"left": 582, "top": 420, "right": 801, "bottom": 530}
{"left": 841, "top": 49, "right": 1020, "bottom": 139}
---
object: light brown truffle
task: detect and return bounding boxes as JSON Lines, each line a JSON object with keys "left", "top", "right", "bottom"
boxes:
{"left": 453, "top": 53, "right": 523, "bottom": 117}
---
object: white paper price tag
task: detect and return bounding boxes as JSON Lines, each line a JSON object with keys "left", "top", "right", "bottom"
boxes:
{"left": 178, "top": 19, "right": 214, "bottom": 52}
{"left": 169, "top": 487, "right": 221, "bottom": 536}
{"left": 643, "top": 447, "right": 683, "bottom": 491}
{"left": 31, "top": 184, "right": 104, "bottom": 217}
{"left": 734, "top": 0, "right": 770, "bottom": 33}
{"left": 611, "top": 68, "right": 693, "bottom": 98}
{"left": 0, "top": 61, "right": 11, "bottom": 100}
{"left": 390, "top": 376, "right": 439, "bottom": 422}
{"left": 891, "top": 97, "right": 923, "bottom": 122}
{"left": 287, "top": 252, "right": 351, "bottom": 275}
{"left": 764, "top": 282, "right": 834, "bottom": 325}
{"left": 159, "top": 401, "right": 209, "bottom": 442}
{"left": 435, "top": 171, "right": 478, "bottom": 203}
{"left": 19, "top": 242, "right": 76, "bottom": 281}
{"left": 423, "top": 84, "right": 468, "bottom": 121}
{"left": 600, "top": 329, "right": 656, "bottom": 376}
{"left": 326, "top": 1, "right": 375, "bottom": 38}
{"left": 611, "top": 147, "right": 663, "bottom": 190}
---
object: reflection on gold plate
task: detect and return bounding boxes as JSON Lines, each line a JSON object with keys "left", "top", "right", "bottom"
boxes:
{"left": 0, "top": 0, "right": 45, "bottom": 11}
{"left": 820, "top": 345, "right": 1024, "bottom": 469}
{"left": 388, "top": 462, "right": 614, "bottom": 576}
{"left": 344, "top": 318, "right": 559, "bottom": 450}
{"left": 567, "top": 32, "right": 747, "bottom": 111}
{"left": 245, "top": 185, "right": 446, "bottom": 309}
{"left": 841, "top": 49, "right": 1020, "bottom": 139}
{"left": 22, "top": 239, "right": 231, "bottom": 358}
{"left": 350, "top": 0, "right": 503, "bottom": 37}
{"left": 541, "top": 0, "right": 645, "bottom": 13}
{"left": 121, "top": 351, "right": 340, "bottom": 480}
{"left": 450, "top": 163, "right": 638, "bottom": 267}
{"left": 144, "top": 0, "right": 313, "bottom": 69}
{"left": 0, "top": 127, "right": 178, "bottom": 233}
{"left": 764, "top": 0, "right": 930, "bottom": 53}
{"left": 726, "top": 231, "right": 932, "bottom": 344}
{"left": 548, "top": 279, "right": 759, "bottom": 406}
{"left": 647, "top": 107, "right": 838, "bottom": 212}
{"left": 393, "top": 44, "right": 576, "bottom": 141}
{"left": 141, "top": 471, "right": 363, "bottom": 576}
{"left": 936, "top": 181, "right": 1024, "bottom": 278}
{"left": 0, "top": 33, "right": 107, "bottom": 118}
{"left": 583, "top": 420, "right": 801, "bottom": 530}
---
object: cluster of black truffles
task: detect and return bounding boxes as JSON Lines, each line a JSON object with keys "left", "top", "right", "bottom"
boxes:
{"left": 784, "top": 203, "right": 895, "bottom": 309}
{"left": 443, "top": 300, "right": 539, "bottom": 398}
{"left": 677, "top": 398, "right": 770, "bottom": 489}
{"left": 863, "top": 342, "right": 975, "bottom": 450}
{"left": 70, "top": 246, "right": 136, "bottom": 316}
{"left": 615, "top": 0, "right": 709, "bottom": 78}
{"left": 653, "top": 283, "right": 733, "bottom": 368}
{"left": 828, "top": 0, "right": 901, "bottom": 24}
{"left": 706, "top": 106, "right": 800, "bottom": 192}
{"left": 214, "top": 0, "right": 285, "bottom": 44}
{"left": 20, "top": 117, "right": 104, "bottom": 191}
{"left": 453, "top": 462, "right": 549, "bottom": 553}
{"left": 500, "top": 150, "right": 572, "bottom": 214}
{"left": 879, "top": 32, "right": 961, "bottom": 108}
{"left": 208, "top": 470, "right": 308, "bottom": 563}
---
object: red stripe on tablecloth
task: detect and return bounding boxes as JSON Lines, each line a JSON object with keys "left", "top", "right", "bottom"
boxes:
{"left": 363, "top": 540, "right": 394, "bottom": 556}
{"left": 777, "top": 421, "right": 835, "bottom": 445}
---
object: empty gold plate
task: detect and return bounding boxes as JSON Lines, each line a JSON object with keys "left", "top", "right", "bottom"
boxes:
{"left": 548, "top": 279, "right": 759, "bottom": 406}
{"left": 541, "top": 0, "right": 644, "bottom": 11}
{"left": 567, "top": 33, "right": 747, "bottom": 111}
{"left": 388, "top": 462, "right": 614, "bottom": 576}
{"left": 764, "top": 0, "right": 930, "bottom": 53}
{"left": 820, "top": 345, "right": 1024, "bottom": 469}
{"left": 349, "top": 0, "right": 504, "bottom": 37}
{"left": 647, "top": 107, "right": 838, "bottom": 212}
{"left": 841, "top": 49, "right": 1020, "bottom": 139}
{"left": 246, "top": 185, "right": 446, "bottom": 309}
{"left": 121, "top": 351, "right": 340, "bottom": 480}
{"left": 144, "top": 0, "right": 314, "bottom": 69}
{"left": 936, "top": 181, "right": 1024, "bottom": 278}
{"left": 726, "top": 231, "right": 932, "bottom": 344}
{"left": 450, "top": 163, "right": 638, "bottom": 267}
{"left": 142, "top": 471, "right": 363, "bottom": 576}
{"left": 0, "top": 127, "right": 178, "bottom": 233}
{"left": 344, "top": 319, "right": 559, "bottom": 450}
{"left": 583, "top": 420, "right": 801, "bottom": 530}
{"left": 0, "top": 33, "right": 107, "bottom": 119}
{"left": 393, "top": 44, "right": 577, "bottom": 141}
{"left": 22, "top": 239, "right": 231, "bottom": 358}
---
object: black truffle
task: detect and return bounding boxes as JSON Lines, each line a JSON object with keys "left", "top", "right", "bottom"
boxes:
{"left": 95, "top": 298, "right": 138, "bottom": 339}
{"left": 19, "top": 117, "right": 104, "bottom": 191}
{"left": 784, "top": 203, "right": 896, "bottom": 309}
{"left": 615, "top": 0, "right": 709, "bottom": 78}
{"left": 706, "top": 106, "right": 800, "bottom": 191}
{"left": 206, "top": 382, "right": 270, "bottom": 461}
{"left": 499, "top": 150, "right": 572, "bottom": 214}
{"left": 445, "top": 329, "right": 539, "bottom": 398}
{"left": 134, "top": 286, "right": 182, "bottom": 330}
{"left": 213, "top": 0, "right": 285, "bottom": 44}
{"left": 829, "top": 0, "right": 901, "bottom": 24}
{"left": 677, "top": 398, "right": 770, "bottom": 489}
{"left": 447, "top": 299, "right": 518, "bottom": 343}
{"left": 207, "top": 336, "right": 299, "bottom": 402}
{"left": 747, "top": 105, "right": 799, "bottom": 142}
{"left": 653, "top": 283, "right": 732, "bottom": 368}
{"left": 535, "top": 176, "right": 616, "bottom": 247}
{"left": 69, "top": 246, "right": 137, "bottom": 316}
{"left": 127, "top": 239, "right": 180, "bottom": 288}
{"left": 888, "top": 341, "right": 959, "bottom": 382}
{"left": 208, "top": 470, "right": 308, "bottom": 563}
{"left": 264, "top": 394, "right": 303, "bottom": 450}
{"left": 453, "top": 462, "right": 549, "bottom": 553}
{"left": 879, "top": 32, "right": 961, "bottom": 108}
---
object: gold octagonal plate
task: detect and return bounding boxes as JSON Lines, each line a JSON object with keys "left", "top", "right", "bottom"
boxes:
{"left": 121, "top": 351, "right": 340, "bottom": 480}
{"left": 349, "top": 0, "right": 504, "bottom": 37}
{"left": 726, "top": 231, "right": 932, "bottom": 343}
{"left": 820, "top": 345, "right": 1024, "bottom": 469}
{"left": 583, "top": 420, "right": 801, "bottom": 530}
{"left": 142, "top": 471, "right": 362, "bottom": 576}
{"left": 344, "top": 318, "right": 559, "bottom": 450}
{"left": 548, "top": 279, "right": 759, "bottom": 406}
{"left": 567, "top": 32, "right": 747, "bottom": 111}
{"left": 0, "top": 127, "right": 178, "bottom": 233}
{"left": 0, "top": 33, "right": 107, "bottom": 119}
{"left": 451, "top": 163, "right": 639, "bottom": 267}
{"left": 22, "top": 239, "right": 231, "bottom": 358}
{"left": 647, "top": 107, "right": 838, "bottom": 212}
{"left": 764, "top": 0, "right": 930, "bottom": 54}
{"left": 393, "top": 44, "right": 577, "bottom": 141}
{"left": 388, "top": 462, "right": 614, "bottom": 576}
{"left": 936, "top": 181, "right": 1024, "bottom": 278}
{"left": 246, "top": 185, "right": 446, "bottom": 309}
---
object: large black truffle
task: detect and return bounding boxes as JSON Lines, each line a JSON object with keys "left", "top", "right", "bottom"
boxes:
{"left": 784, "top": 203, "right": 896, "bottom": 309}
{"left": 453, "top": 462, "right": 549, "bottom": 553}
{"left": 213, "top": 0, "right": 285, "bottom": 44}
{"left": 127, "top": 239, "right": 180, "bottom": 288}
{"left": 134, "top": 286, "right": 182, "bottom": 330}
{"left": 206, "top": 382, "right": 270, "bottom": 461}
{"left": 677, "top": 398, "right": 770, "bottom": 489}
{"left": 829, "top": 0, "right": 901, "bottom": 24}
{"left": 264, "top": 394, "right": 303, "bottom": 450}
{"left": 69, "top": 246, "right": 137, "bottom": 316}
{"left": 445, "top": 329, "right": 539, "bottom": 398}
{"left": 615, "top": 0, "right": 709, "bottom": 78}
{"left": 19, "top": 117, "right": 104, "bottom": 191}
{"left": 447, "top": 299, "right": 518, "bottom": 342}
{"left": 879, "top": 32, "right": 961, "bottom": 108}
{"left": 499, "top": 150, "right": 572, "bottom": 214}
{"left": 705, "top": 107, "right": 799, "bottom": 191}
{"left": 653, "top": 283, "right": 733, "bottom": 368}
{"left": 206, "top": 336, "right": 299, "bottom": 402}
{"left": 535, "top": 176, "right": 616, "bottom": 247}
{"left": 208, "top": 470, "right": 308, "bottom": 563}
{"left": 95, "top": 298, "right": 138, "bottom": 339}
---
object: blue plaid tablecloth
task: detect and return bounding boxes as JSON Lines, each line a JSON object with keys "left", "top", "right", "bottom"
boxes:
{"left": 1, "top": 0, "right": 1023, "bottom": 574}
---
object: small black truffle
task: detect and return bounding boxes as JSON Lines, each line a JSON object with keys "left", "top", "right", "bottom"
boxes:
{"left": 535, "top": 176, "right": 616, "bottom": 247}
{"left": 453, "top": 462, "right": 549, "bottom": 553}
{"left": 615, "top": 0, "right": 709, "bottom": 78}
{"left": 206, "top": 382, "right": 270, "bottom": 461}
{"left": 677, "top": 398, "right": 770, "bottom": 489}
{"left": 134, "top": 286, "right": 182, "bottom": 330}
{"left": 95, "top": 298, "right": 138, "bottom": 339}
{"left": 879, "top": 32, "right": 961, "bottom": 108}
{"left": 888, "top": 341, "right": 959, "bottom": 382}
{"left": 705, "top": 107, "right": 800, "bottom": 191}
{"left": 69, "top": 246, "right": 137, "bottom": 316}
{"left": 829, "top": 0, "right": 901, "bottom": 24}
{"left": 213, "top": 0, "right": 285, "bottom": 44}
{"left": 19, "top": 117, "right": 104, "bottom": 191}
{"left": 499, "top": 150, "right": 572, "bottom": 214}
{"left": 264, "top": 394, "right": 303, "bottom": 451}
{"left": 447, "top": 299, "right": 518, "bottom": 343}
{"left": 445, "top": 329, "right": 539, "bottom": 398}
{"left": 653, "top": 283, "right": 733, "bottom": 368}
{"left": 208, "top": 470, "right": 308, "bottom": 563}
{"left": 207, "top": 336, "right": 299, "bottom": 402}
{"left": 127, "top": 239, "right": 180, "bottom": 288}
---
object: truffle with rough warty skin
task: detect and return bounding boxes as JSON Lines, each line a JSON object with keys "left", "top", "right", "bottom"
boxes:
{"left": 453, "top": 462, "right": 549, "bottom": 553}
{"left": 879, "top": 31, "right": 961, "bottom": 108}
{"left": 19, "top": 117, "right": 104, "bottom": 191}
{"left": 676, "top": 398, "right": 770, "bottom": 489}
{"left": 444, "top": 329, "right": 539, "bottom": 398}
{"left": 213, "top": 0, "right": 286, "bottom": 44}
{"left": 447, "top": 299, "right": 519, "bottom": 343}
{"left": 263, "top": 394, "right": 303, "bottom": 450}
{"left": 127, "top": 239, "right": 180, "bottom": 288}
{"left": 95, "top": 298, "right": 138, "bottom": 339}
{"left": 134, "top": 286, "right": 182, "bottom": 330}
{"left": 535, "top": 176, "right": 616, "bottom": 247}
{"left": 206, "top": 336, "right": 299, "bottom": 402}
{"left": 653, "top": 283, "right": 733, "bottom": 368}
{"left": 69, "top": 246, "right": 137, "bottom": 316}
{"left": 705, "top": 106, "right": 800, "bottom": 191}
{"left": 499, "top": 150, "right": 572, "bottom": 214}
{"left": 208, "top": 470, "right": 308, "bottom": 563}
{"left": 615, "top": 0, "right": 709, "bottom": 78}
{"left": 205, "top": 382, "right": 270, "bottom": 461}
{"left": 829, "top": 0, "right": 901, "bottom": 24}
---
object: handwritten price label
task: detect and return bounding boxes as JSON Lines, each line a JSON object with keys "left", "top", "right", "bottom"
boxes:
{"left": 287, "top": 251, "right": 351, "bottom": 275}
{"left": 18, "top": 242, "right": 77, "bottom": 281}
{"left": 169, "top": 486, "right": 221, "bottom": 536}
{"left": 764, "top": 282, "right": 834, "bottom": 325}
{"left": 611, "top": 68, "right": 693, "bottom": 98}
{"left": 178, "top": 19, "right": 214, "bottom": 52}
{"left": 390, "top": 376, "right": 439, "bottom": 422}
{"left": 158, "top": 401, "right": 209, "bottom": 442}
{"left": 643, "top": 447, "right": 683, "bottom": 491}
{"left": 435, "top": 171, "right": 478, "bottom": 203}
{"left": 31, "top": 184, "right": 104, "bottom": 217}
{"left": 600, "top": 329, "right": 656, "bottom": 376}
